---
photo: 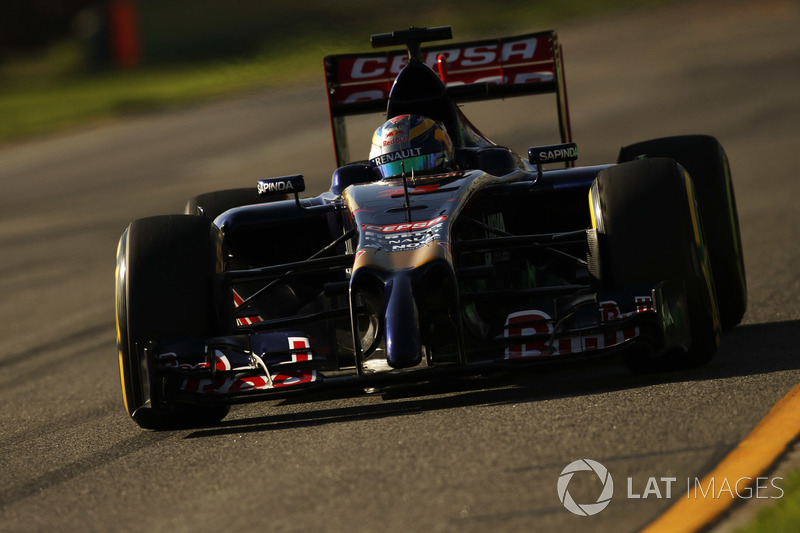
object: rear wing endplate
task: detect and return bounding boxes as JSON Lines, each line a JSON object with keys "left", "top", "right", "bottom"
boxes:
{"left": 324, "top": 30, "right": 572, "bottom": 166}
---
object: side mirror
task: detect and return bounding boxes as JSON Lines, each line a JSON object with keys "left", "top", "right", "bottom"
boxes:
{"left": 257, "top": 174, "right": 305, "bottom": 209}
{"left": 257, "top": 174, "right": 305, "bottom": 197}
{"left": 528, "top": 143, "right": 578, "bottom": 178}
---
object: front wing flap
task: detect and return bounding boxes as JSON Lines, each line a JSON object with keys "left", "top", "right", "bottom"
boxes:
{"left": 489, "top": 280, "right": 690, "bottom": 361}
{"left": 144, "top": 332, "right": 324, "bottom": 408}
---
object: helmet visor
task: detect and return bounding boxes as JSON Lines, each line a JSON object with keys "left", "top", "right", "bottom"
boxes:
{"left": 373, "top": 152, "right": 449, "bottom": 179}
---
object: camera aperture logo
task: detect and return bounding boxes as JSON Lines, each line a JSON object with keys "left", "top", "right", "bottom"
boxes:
{"left": 557, "top": 459, "right": 614, "bottom": 516}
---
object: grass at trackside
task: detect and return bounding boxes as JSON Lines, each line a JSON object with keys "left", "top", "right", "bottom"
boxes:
{"left": 0, "top": 42, "right": 320, "bottom": 142}
{"left": 734, "top": 468, "right": 800, "bottom": 533}
{"left": 0, "top": 0, "right": 672, "bottom": 143}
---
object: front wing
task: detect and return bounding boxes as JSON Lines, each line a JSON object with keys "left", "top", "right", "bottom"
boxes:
{"left": 139, "top": 279, "right": 690, "bottom": 409}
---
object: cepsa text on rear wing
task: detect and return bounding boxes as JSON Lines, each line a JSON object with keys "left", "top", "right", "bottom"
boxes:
{"left": 323, "top": 30, "right": 571, "bottom": 166}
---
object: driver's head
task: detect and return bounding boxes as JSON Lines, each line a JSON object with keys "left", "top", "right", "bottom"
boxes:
{"left": 368, "top": 114, "right": 454, "bottom": 179}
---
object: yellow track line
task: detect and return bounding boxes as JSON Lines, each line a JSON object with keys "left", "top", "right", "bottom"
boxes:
{"left": 642, "top": 382, "right": 800, "bottom": 533}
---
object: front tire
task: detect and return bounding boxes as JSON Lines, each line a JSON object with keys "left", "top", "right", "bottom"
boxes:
{"left": 618, "top": 135, "right": 746, "bottom": 328}
{"left": 116, "top": 215, "right": 229, "bottom": 429}
{"left": 592, "top": 158, "right": 721, "bottom": 372}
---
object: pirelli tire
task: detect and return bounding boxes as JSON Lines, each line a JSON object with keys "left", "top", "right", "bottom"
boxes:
{"left": 592, "top": 158, "right": 721, "bottom": 373}
{"left": 618, "top": 135, "right": 746, "bottom": 328}
{"left": 185, "top": 187, "right": 286, "bottom": 221}
{"left": 115, "top": 215, "right": 229, "bottom": 429}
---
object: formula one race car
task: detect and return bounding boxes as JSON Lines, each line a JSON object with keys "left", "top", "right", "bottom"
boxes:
{"left": 115, "top": 26, "right": 746, "bottom": 429}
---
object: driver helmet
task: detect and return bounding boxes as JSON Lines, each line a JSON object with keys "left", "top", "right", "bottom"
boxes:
{"left": 368, "top": 114, "right": 454, "bottom": 179}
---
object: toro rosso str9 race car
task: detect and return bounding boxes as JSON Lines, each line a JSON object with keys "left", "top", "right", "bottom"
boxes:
{"left": 115, "top": 26, "right": 746, "bottom": 429}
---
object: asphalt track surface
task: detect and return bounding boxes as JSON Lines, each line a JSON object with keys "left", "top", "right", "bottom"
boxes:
{"left": 1, "top": 1, "right": 799, "bottom": 531}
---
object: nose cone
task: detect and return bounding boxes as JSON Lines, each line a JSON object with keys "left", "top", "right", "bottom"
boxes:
{"left": 383, "top": 275, "right": 422, "bottom": 368}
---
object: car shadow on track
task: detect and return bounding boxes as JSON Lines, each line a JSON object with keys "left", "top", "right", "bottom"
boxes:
{"left": 183, "top": 319, "right": 800, "bottom": 439}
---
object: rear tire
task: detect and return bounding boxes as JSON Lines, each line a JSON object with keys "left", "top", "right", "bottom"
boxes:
{"left": 618, "top": 135, "right": 746, "bottom": 328}
{"left": 593, "top": 158, "right": 721, "bottom": 372}
{"left": 185, "top": 187, "right": 283, "bottom": 221}
{"left": 116, "top": 215, "right": 229, "bottom": 429}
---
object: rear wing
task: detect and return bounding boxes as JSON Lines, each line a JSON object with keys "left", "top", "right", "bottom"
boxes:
{"left": 324, "top": 30, "right": 572, "bottom": 166}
